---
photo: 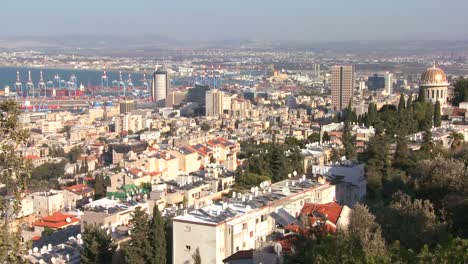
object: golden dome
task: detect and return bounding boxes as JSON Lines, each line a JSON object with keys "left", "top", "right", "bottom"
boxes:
{"left": 420, "top": 66, "right": 448, "bottom": 85}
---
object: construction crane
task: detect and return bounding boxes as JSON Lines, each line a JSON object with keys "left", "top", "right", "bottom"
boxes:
{"left": 14, "top": 70, "right": 23, "bottom": 98}
{"left": 101, "top": 64, "right": 109, "bottom": 89}
{"left": 38, "top": 70, "right": 46, "bottom": 98}
{"left": 26, "top": 70, "right": 34, "bottom": 98}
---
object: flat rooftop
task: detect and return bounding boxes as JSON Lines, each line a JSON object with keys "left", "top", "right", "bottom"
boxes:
{"left": 173, "top": 176, "right": 327, "bottom": 225}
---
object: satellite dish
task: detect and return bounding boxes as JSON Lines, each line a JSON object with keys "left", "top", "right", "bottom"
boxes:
{"left": 66, "top": 217, "right": 72, "bottom": 223}
{"left": 281, "top": 187, "right": 290, "bottom": 196}
{"left": 274, "top": 242, "right": 283, "bottom": 255}
{"left": 33, "top": 247, "right": 38, "bottom": 253}
{"left": 76, "top": 234, "right": 82, "bottom": 239}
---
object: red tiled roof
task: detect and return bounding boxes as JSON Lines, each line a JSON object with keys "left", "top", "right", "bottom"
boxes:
{"left": 300, "top": 202, "right": 343, "bottom": 225}
{"left": 62, "top": 184, "right": 93, "bottom": 195}
{"left": 25, "top": 155, "right": 40, "bottom": 160}
{"left": 33, "top": 212, "right": 79, "bottom": 229}
{"left": 207, "top": 137, "right": 234, "bottom": 148}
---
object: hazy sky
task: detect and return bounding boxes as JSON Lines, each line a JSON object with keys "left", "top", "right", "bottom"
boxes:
{"left": 2, "top": 0, "right": 468, "bottom": 42}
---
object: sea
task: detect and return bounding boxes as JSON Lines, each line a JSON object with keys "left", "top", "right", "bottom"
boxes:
{"left": 0, "top": 67, "right": 189, "bottom": 89}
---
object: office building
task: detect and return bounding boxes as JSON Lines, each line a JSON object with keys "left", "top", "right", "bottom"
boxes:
{"left": 384, "top": 72, "right": 393, "bottom": 95}
{"left": 366, "top": 74, "right": 385, "bottom": 91}
{"left": 331, "top": 65, "right": 354, "bottom": 111}
{"left": 152, "top": 66, "right": 170, "bottom": 106}
{"left": 119, "top": 100, "right": 135, "bottom": 114}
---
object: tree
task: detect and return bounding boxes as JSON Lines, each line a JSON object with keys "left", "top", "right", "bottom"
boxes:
{"left": 434, "top": 101, "right": 441, "bottom": 127}
{"left": 452, "top": 77, "right": 468, "bottom": 106}
{"left": 0, "top": 100, "right": 30, "bottom": 263}
{"left": 348, "top": 204, "right": 389, "bottom": 262}
{"left": 418, "top": 87, "right": 426, "bottom": 102}
{"left": 94, "top": 173, "right": 107, "bottom": 199}
{"left": 342, "top": 122, "right": 356, "bottom": 161}
{"left": 406, "top": 93, "right": 413, "bottom": 109}
{"left": 122, "top": 207, "right": 151, "bottom": 264}
{"left": 148, "top": 205, "right": 166, "bottom": 264}
{"left": 380, "top": 192, "right": 446, "bottom": 251}
{"left": 200, "top": 122, "right": 210, "bottom": 132}
{"left": 398, "top": 94, "right": 406, "bottom": 113}
{"left": 449, "top": 132, "right": 464, "bottom": 150}
{"left": 393, "top": 135, "right": 409, "bottom": 169}
{"left": 191, "top": 247, "right": 201, "bottom": 264}
{"left": 68, "top": 146, "right": 84, "bottom": 163}
{"left": 81, "top": 224, "right": 116, "bottom": 264}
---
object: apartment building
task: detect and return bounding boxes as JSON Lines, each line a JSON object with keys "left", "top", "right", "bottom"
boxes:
{"left": 173, "top": 177, "right": 336, "bottom": 264}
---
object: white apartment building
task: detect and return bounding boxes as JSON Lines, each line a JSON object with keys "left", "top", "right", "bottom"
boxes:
{"left": 173, "top": 178, "right": 336, "bottom": 264}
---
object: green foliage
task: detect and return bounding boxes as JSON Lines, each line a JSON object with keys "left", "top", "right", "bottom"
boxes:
{"left": 200, "top": 122, "right": 210, "bottom": 132}
{"left": 81, "top": 224, "right": 116, "bottom": 264}
{"left": 41, "top": 227, "right": 54, "bottom": 237}
{"left": 393, "top": 135, "right": 409, "bottom": 169}
{"left": 398, "top": 93, "right": 406, "bottom": 112}
{"left": 0, "top": 100, "right": 30, "bottom": 263}
{"left": 68, "top": 146, "right": 84, "bottom": 163}
{"left": 342, "top": 122, "right": 356, "bottom": 161}
{"left": 31, "top": 160, "right": 66, "bottom": 181}
{"left": 148, "top": 205, "right": 166, "bottom": 264}
{"left": 452, "top": 77, "right": 468, "bottom": 106}
{"left": 122, "top": 206, "right": 169, "bottom": 264}
{"left": 379, "top": 192, "right": 447, "bottom": 251}
{"left": 237, "top": 140, "right": 304, "bottom": 188}
{"left": 122, "top": 207, "right": 151, "bottom": 264}
{"left": 434, "top": 100, "right": 442, "bottom": 127}
{"left": 94, "top": 173, "right": 110, "bottom": 199}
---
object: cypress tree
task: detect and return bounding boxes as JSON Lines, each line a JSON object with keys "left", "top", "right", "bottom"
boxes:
{"left": 342, "top": 122, "right": 357, "bottom": 161}
{"left": 81, "top": 224, "right": 116, "bottom": 264}
{"left": 398, "top": 94, "right": 406, "bottom": 113}
{"left": 434, "top": 101, "right": 441, "bottom": 127}
{"left": 418, "top": 87, "right": 426, "bottom": 102}
{"left": 148, "top": 205, "right": 166, "bottom": 264}
{"left": 122, "top": 207, "right": 151, "bottom": 264}
{"left": 393, "top": 134, "right": 409, "bottom": 169}
{"left": 94, "top": 174, "right": 105, "bottom": 199}
{"left": 407, "top": 93, "right": 413, "bottom": 109}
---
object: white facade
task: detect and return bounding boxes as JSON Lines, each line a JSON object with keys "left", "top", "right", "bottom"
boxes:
{"left": 173, "top": 179, "right": 336, "bottom": 264}
{"left": 206, "top": 89, "right": 225, "bottom": 117}
{"left": 384, "top": 72, "right": 393, "bottom": 95}
{"left": 152, "top": 67, "right": 169, "bottom": 106}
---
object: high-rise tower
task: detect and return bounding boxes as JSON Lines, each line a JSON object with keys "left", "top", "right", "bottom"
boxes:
{"left": 152, "top": 66, "right": 170, "bottom": 106}
{"left": 331, "top": 65, "right": 354, "bottom": 111}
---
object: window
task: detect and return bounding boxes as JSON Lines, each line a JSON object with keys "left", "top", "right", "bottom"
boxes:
{"left": 250, "top": 231, "right": 253, "bottom": 237}
{"left": 256, "top": 218, "right": 259, "bottom": 224}
{"left": 236, "top": 246, "right": 239, "bottom": 252}
{"left": 261, "top": 215, "right": 267, "bottom": 222}
{"left": 242, "top": 223, "right": 247, "bottom": 230}
{"left": 185, "top": 245, "right": 191, "bottom": 251}
{"left": 184, "top": 226, "right": 191, "bottom": 232}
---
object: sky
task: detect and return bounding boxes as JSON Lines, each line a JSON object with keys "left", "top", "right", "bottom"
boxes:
{"left": 1, "top": 0, "right": 468, "bottom": 43}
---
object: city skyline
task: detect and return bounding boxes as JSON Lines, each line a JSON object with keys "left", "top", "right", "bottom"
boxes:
{"left": 2, "top": 0, "right": 468, "bottom": 43}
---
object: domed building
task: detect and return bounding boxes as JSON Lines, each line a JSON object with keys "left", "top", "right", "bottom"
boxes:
{"left": 419, "top": 66, "right": 449, "bottom": 105}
